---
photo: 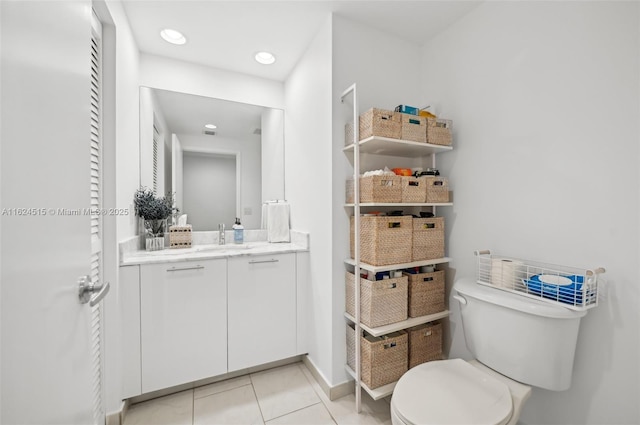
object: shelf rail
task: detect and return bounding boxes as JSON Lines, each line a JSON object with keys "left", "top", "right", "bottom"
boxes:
{"left": 474, "top": 250, "right": 605, "bottom": 311}
{"left": 341, "top": 83, "right": 362, "bottom": 413}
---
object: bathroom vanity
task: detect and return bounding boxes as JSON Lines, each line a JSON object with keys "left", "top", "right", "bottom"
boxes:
{"left": 119, "top": 236, "right": 309, "bottom": 398}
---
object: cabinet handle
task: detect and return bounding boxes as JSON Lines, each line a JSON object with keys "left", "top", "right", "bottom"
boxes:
{"left": 166, "top": 265, "right": 205, "bottom": 272}
{"left": 248, "top": 259, "right": 279, "bottom": 264}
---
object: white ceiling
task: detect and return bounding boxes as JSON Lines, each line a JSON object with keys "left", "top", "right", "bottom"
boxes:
{"left": 123, "top": 1, "right": 481, "bottom": 82}
{"left": 152, "top": 88, "right": 265, "bottom": 140}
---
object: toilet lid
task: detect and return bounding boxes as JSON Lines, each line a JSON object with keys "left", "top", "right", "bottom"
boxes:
{"left": 391, "top": 359, "right": 513, "bottom": 425}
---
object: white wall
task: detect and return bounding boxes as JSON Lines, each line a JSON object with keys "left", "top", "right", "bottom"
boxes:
{"left": 183, "top": 153, "right": 237, "bottom": 230}
{"left": 262, "top": 108, "right": 285, "bottom": 202}
{"left": 179, "top": 134, "right": 262, "bottom": 229}
{"left": 107, "top": 1, "right": 141, "bottom": 241}
{"left": 139, "top": 53, "right": 284, "bottom": 109}
{"left": 330, "top": 15, "right": 424, "bottom": 385}
{"left": 284, "top": 15, "right": 334, "bottom": 385}
{"left": 420, "top": 2, "right": 639, "bottom": 424}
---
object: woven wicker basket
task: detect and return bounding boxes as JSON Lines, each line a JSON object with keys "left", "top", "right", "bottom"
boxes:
{"left": 422, "top": 176, "right": 449, "bottom": 203}
{"left": 345, "top": 122, "right": 355, "bottom": 147}
{"left": 404, "top": 270, "right": 445, "bottom": 317}
{"left": 346, "top": 175, "right": 402, "bottom": 204}
{"left": 351, "top": 215, "right": 413, "bottom": 266}
{"left": 426, "top": 118, "right": 453, "bottom": 146}
{"left": 346, "top": 324, "right": 408, "bottom": 389}
{"left": 408, "top": 322, "right": 443, "bottom": 369}
{"left": 345, "top": 272, "right": 408, "bottom": 327}
{"left": 400, "top": 113, "right": 427, "bottom": 143}
{"left": 412, "top": 217, "right": 445, "bottom": 261}
{"left": 401, "top": 176, "right": 426, "bottom": 203}
{"left": 360, "top": 108, "right": 401, "bottom": 140}
{"left": 169, "top": 225, "right": 193, "bottom": 248}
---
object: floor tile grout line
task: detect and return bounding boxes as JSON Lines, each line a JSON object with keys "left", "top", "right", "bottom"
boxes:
{"left": 193, "top": 379, "right": 252, "bottom": 401}
{"left": 191, "top": 389, "right": 195, "bottom": 425}
{"left": 253, "top": 362, "right": 331, "bottom": 424}
{"left": 296, "top": 363, "right": 341, "bottom": 425}
{"left": 317, "top": 396, "right": 340, "bottom": 425}
{"left": 248, "top": 380, "right": 267, "bottom": 424}
{"left": 194, "top": 383, "right": 254, "bottom": 402}
{"left": 263, "top": 401, "right": 325, "bottom": 423}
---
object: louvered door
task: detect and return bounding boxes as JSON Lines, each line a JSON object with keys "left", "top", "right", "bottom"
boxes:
{"left": 89, "top": 11, "right": 105, "bottom": 425}
{"left": 153, "top": 122, "right": 160, "bottom": 193}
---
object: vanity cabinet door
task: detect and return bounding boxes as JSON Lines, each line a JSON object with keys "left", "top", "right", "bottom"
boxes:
{"left": 140, "top": 259, "right": 227, "bottom": 393}
{"left": 228, "top": 253, "right": 296, "bottom": 372}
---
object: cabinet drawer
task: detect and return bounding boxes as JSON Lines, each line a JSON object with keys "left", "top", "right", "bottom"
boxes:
{"left": 228, "top": 253, "right": 296, "bottom": 371}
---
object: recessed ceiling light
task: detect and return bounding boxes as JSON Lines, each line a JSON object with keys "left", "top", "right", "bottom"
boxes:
{"left": 255, "top": 51, "right": 276, "bottom": 65}
{"left": 160, "top": 28, "right": 186, "bottom": 45}
{"left": 204, "top": 124, "right": 217, "bottom": 130}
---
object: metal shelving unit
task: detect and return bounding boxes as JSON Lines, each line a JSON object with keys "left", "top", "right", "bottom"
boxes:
{"left": 341, "top": 84, "right": 454, "bottom": 412}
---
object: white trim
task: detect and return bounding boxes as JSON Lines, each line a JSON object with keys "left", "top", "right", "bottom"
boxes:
{"left": 302, "top": 355, "right": 354, "bottom": 401}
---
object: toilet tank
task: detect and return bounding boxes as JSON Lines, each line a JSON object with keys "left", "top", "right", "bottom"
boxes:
{"left": 454, "top": 278, "right": 587, "bottom": 391}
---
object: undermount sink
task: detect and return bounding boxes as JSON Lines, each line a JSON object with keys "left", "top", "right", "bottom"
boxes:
{"left": 192, "top": 244, "right": 252, "bottom": 252}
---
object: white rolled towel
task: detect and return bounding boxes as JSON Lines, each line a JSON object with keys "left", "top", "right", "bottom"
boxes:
{"left": 491, "top": 258, "right": 524, "bottom": 289}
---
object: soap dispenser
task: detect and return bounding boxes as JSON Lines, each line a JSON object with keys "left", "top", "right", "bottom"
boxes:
{"left": 233, "top": 217, "right": 244, "bottom": 244}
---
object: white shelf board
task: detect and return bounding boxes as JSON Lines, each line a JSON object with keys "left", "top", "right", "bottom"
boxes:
{"left": 343, "top": 136, "right": 452, "bottom": 158}
{"left": 345, "top": 365, "right": 396, "bottom": 400}
{"left": 344, "top": 202, "right": 453, "bottom": 207}
{"left": 344, "top": 257, "right": 452, "bottom": 273}
{"left": 344, "top": 310, "right": 450, "bottom": 337}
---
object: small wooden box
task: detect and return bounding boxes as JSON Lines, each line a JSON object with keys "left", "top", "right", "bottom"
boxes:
{"left": 401, "top": 176, "right": 426, "bottom": 203}
{"left": 408, "top": 322, "right": 443, "bottom": 369}
{"left": 422, "top": 176, "right": 449, "bottom": 203}
{"left": 412, "top": 217, "right": 445, "bottom": 261}
{"left": 345, "top": 272, "right": 408, "bottom": 327}
{"left": 359, "top": 108, "right": 402, "bottom": 140}
{"left": 426, "top": 118, "right": 453, "bottom": 146}
{"left": 347, "top": 324, "right": 408, "bottom": 389}
{"left": 404, "top": 270, "right": 446, "bottom": 317}
{"left": 351, "top": 215, "right": 413, "bottom": 266}
{"left": 169, "top": 225, "right": 193, "bottom": 248}
{"left": 346, "top": 175, "right": 402, "bottom": 204}
{"left": 400, "top": 113, "right": 427, "bottom": 143}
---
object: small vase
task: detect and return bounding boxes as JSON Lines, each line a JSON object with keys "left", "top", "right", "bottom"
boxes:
{"left": 144, "top": 218, "right": 167, "bottom": 251}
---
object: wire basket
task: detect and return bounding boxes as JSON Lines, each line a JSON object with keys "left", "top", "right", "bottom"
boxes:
{"left": 474, "top": 250, "right": 605, "bottom": 311}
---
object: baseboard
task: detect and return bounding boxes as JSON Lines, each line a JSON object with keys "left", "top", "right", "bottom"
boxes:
{"left": 105, "top": 400, "right": 128, "bottom": 425}
{"left": 128, "top": 355, "right": 305, "bottom": 405}
{"left": 302, "top": 355, "right": 354, "bottom": 401}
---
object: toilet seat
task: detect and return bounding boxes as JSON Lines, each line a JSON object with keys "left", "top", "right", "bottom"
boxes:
{"left": 390, "top": 359, "right": 513, "bottom": 425}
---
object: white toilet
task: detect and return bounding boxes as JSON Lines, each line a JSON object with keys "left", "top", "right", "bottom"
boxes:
{"left": 390, "top": 278, "right": 587, "bottom": 425}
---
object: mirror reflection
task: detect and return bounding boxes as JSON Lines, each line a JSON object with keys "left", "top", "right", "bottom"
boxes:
{"left": 139, "top": 87, "right": 284, "bottom": 231}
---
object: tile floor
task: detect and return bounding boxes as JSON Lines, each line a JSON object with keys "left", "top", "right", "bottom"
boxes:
{"left": 124, "top": 362, "right": 392, "bottom": 425}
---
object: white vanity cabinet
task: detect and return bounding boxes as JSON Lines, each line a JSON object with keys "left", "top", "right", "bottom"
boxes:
{"left": 227, "top": 253, "right": 297, "bottom": 372}
{"left": 140, "top": 259, "right": 227, "bottom": 393}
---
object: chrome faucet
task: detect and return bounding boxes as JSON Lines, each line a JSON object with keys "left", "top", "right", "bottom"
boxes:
{"left": 218, "top": 223, "right": 225, "bottom": 245}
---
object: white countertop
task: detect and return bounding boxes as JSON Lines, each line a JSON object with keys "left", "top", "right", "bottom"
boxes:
{"left": 121, "top": 241, "right": 308, "bottom": 266}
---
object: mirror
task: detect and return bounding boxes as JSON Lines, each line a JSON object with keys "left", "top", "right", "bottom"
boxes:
{"left": 139, "top": 87, "right": 284, "bottom": 231}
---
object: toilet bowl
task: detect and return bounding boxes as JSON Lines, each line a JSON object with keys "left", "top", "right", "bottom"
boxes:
{"left": 390, "top": 359, "right": 532, "bottom": 425}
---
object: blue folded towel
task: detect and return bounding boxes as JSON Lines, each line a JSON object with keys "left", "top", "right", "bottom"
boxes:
{"left": 523, "top": 274, "right": 585, "bottom": 305}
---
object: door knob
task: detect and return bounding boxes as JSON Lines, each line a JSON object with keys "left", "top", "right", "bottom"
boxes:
{"left": 78, "top": 275, "right": 110, "bottom": 306}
